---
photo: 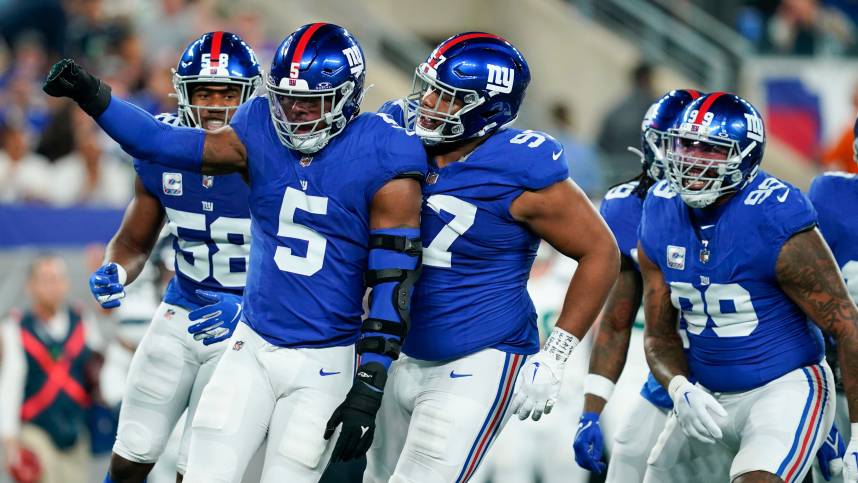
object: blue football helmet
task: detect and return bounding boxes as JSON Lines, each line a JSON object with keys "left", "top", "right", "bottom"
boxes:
{"left": 173, "top": 32, "right": 262, "bottom": 128}
{"left": 406, "top": 32, "right": 530, "bottom": 145}
{"left": 665, "top": 92, "right": 766, "bottom": 208}
{"left": 630, "top": 89, "right": 703, "bottom": 181}
{"left": 267, "top": 23, "right": 366, "bottom": 153}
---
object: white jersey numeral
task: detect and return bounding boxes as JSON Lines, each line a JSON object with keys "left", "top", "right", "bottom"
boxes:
{"left": 165, "top": 208, "right": 251, "bottom": 287}
{"left": 509, "top": 130, "right": 546, "bottom": 148}
{"left": 669, "top": 281, "right": 759, "bottom": 337}
{"left": 274, "top": 187, "right": 328, "bottom": 276}
{"left": 423, "top": 195, "right": 477, "bottom": 268}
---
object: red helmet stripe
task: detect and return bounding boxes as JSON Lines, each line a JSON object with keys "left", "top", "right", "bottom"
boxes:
{"left": 291, "top": 23, "right": 327, "bottom": 69}
{"left": 693, "top": 91, "right": 726, "bottom": 124}
{"left": 209, "top": 31, "right": 224, "bottom": 67}
{"left": 428, "top": 32, "right": 507, "bottom": 68}
{"left": 686, "top": 89, "right": 702, "bottom": 100}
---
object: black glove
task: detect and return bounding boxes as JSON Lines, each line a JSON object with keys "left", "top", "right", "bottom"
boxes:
{"left": 324, "top": 362, "right": 386, "bottom": 462}
{"left": 43, "top": 59, "right": 112, "bottom": 117}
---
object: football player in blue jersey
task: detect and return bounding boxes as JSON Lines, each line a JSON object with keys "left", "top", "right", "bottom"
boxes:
{"left": 638, "top": 92, "right": 858, "bottom": 483}
{"left": 572, "top": 89, "right": 702, "bottom": 480}
{"left": 367, "top": 33, "right": 620, "bottom": 482}
{"left": 84, "top": 31, "right": 261, "bottom": 483}
{"left": 807, "top": 117, "right": 858, "bottom": 483}
{"left": 44, "top": 22, "right": 427, "bottom": 483}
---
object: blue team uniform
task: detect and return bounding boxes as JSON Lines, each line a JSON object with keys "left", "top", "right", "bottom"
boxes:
{"left": 600, "top": 181, "right": 674, "bottom": 409}
{"left": 229, "top": 97, "right": 427, "bottom": 348}
{"left": 639, "top": 173, "right": 824, "bottom": 392}
{"left": 134, "top": 113, "right": 251, "bottom": 309}
{"left": 379, "top": 100, "right": 569, "bottom": 360}
{"left": 809, "top": 172, "right": 858, "bottom": 299}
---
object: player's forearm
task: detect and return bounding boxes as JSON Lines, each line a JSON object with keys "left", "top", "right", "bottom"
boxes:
{"left": 103, "top": 234, "right": 151, "bottom": 285}
{"left": 836, "top": 326, "right": 858, "bottom": 423}
{"left": 553, "top": 244, "right": 620, "bottom": 339}
{"left": 644, "top": 328, "right": 688, "bottom": 390}
{"left": 96, "top": 96, "right": 205, "bottom": 171}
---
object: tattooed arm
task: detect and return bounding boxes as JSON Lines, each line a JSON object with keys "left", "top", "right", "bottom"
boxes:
{"left": 638, "top": 241, "right": 689, "bottom": 389}
{"left": 776, "top": 228, "right": 858, "bottom": 423}
{"left": 582, "top": 255, "right": 643, "bottom": 413}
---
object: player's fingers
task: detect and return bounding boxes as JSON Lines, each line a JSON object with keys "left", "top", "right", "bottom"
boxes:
{"left": 188, "top": 307, "right": 222, "bottom": 322}
{"left": 195, "top": 289, "right": 222, "bottom": 304}
{"left": 337, "top": 430, "right": 358, "bottom": 462}
{"left": 353, "top": 431, "right": 374, "bottom": 460}
{"left": 188, "top": 317, "right": 223, "bottom": 335}
{"left": 516, "top": 399, "right": 534, "bottom": 420}
{"left": 703, "top": 394, "right": 727, "bottom": 418}
{"left": 544, "top": 398, "right": 555, "bottom": 415}
{"left": 203, "top": 328, "right": 230, "bottom": 345}
{"left": 103, "top": 263, "right": 117, "bottom": 275}
{"left": 595, "top": 461, "right": 607, "bottom": 474}
{"left": 531, "top": 404, "right": 544, "bottom": 422}
{"left": 97, "top": 290, "right": 125, "bottom": 304}
{"left": 698, "top": 410, "right": 722, "bottom": 440}
{"left": 324, "top": 411, "right": 342, "bottom": 440}
{"left": 101, "top": 299, "right": 121, "bottom": 309}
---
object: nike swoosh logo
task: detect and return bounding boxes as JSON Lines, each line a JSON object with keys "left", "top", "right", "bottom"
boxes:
{"left": 361, "top": 425, "right": 370, "bottom": 437}
{"left": 531, "top": 361, "right": 540, "bottom": 382}
{"left": 319, "top": 369, "right": 341, "bottom": 376}
{"left": 777, "top": 190, "right": 789, "bottom": 202}
{"left": 449, "top": 371, "right": 473, "bottom": 379}
{"left": 552, "top": 150, "right": 563, "bottom": 160}
{"left": 181, "top": 61, "right": 193, "bottom": 68}
{"left": 700, "top": 224, "right": 714, "bottom": 230}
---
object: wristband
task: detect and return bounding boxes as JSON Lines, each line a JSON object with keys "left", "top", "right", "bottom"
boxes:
{"left": 668, "top": 375, "right": 690, "bottom": 402}
{"left": 111, "top": 263, "right": 128, "bottom": 285}
{"left": 543, "top": 326, "right": 580, "bottom": 364}
{"left": 583, "top": 373, "right": 615, "bottom": 401}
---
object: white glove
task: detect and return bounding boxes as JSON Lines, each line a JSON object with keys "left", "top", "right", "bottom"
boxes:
{"left": 668, "top": 375, "right": 727, "bottom": 444}
{"left": 511, "top": 327, "right": 579, "bottom": 421}
{"left": 845, "top": 431, "right": 858, "bottom": 483}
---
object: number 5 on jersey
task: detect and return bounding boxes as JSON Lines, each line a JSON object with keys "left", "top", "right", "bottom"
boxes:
{"left": 424, "top": 195, "right": 476, "bottom": 268}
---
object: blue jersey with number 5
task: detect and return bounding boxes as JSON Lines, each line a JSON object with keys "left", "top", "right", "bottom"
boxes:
{"left": 134, "top": 113, "right": 250, "bottom": 310}
{"left": 230, "top": 97, "right": 427, "bottom": 348}
{"left": 809, "top": 172, "right": 858, "bottom": 304}
{"left": 639, "top": 173, "right": 824, "bottom": 392}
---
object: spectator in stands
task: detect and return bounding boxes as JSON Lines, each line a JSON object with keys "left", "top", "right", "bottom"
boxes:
{"left": 595, "top": 62, "right": 655, "bottom": 187}
{"left": 820, "top": 84, "right": 858, "bottom": 174}
{"left": 47, "top": 113, "right": 132, "bottom": 208}
{"left": 0, "top": 117, "right": 51, "bottom": 203}
{"left": 767, "top": 0, "right": 855, "bottom": 55}
{"left": 547, "top": 102, "right": 603, "bottom": 197}
{"left": 0, "top": 254, "right": 103, "bottom": 483}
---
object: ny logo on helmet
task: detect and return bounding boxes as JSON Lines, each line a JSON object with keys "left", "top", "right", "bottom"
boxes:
{"left": 486, "top": 64, "right": 514, "bottom": 96}
{"left": 744, "top": 112, "right": 764, "bottom": 142}
{"left": 342, "top": 46, "right": 364, "bottom": 76}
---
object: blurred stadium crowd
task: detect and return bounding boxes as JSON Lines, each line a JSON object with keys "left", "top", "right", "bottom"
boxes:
{"left": 1, "top": 0, "right": 858, "bottom": 482}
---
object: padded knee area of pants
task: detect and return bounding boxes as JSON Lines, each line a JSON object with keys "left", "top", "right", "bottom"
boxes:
{"left": 274, "top": 404, "right": 328, "bottom": 470}
{"left": 192, "top": 378, "right": 240, "bottom": 432}
{"left": 128, "top": 334, "right": 184, "bottom": 404}
{"left": 114, "top": 419, "right": 161, "bottom": 463}
{"left": 411, "top": 404, "right": 454, "bottom": 460}
{"left": 182, "top": 444, "right": 238, "bottom": 483}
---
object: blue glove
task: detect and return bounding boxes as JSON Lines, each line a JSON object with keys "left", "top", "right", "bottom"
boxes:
{"left": 187, "top": 290, "right": 242, "bottom": 346}
{"left": 89, "top": 263, "right": 127, "bottom": 309}
{"left": 817, "top": 424, "right": 846, "bottom": 481}
{"left": 573, "top": 412, "right": 606, "bottom": 474}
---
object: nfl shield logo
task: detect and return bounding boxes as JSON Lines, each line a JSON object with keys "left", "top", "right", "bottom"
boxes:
{"left": 162, "top": 173, "right": 182, "bottom": 196}
{"left": 202, "top": 175, "right": 214, "bottom": 189}
{"left": 426, "top": 172, "right": 439, "bottom": 184}
{"left": 233, "top": 340, "right": 244, "bottom": 351}
{"left": 667, "top": 245, "right": 686, "bottom": 270}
